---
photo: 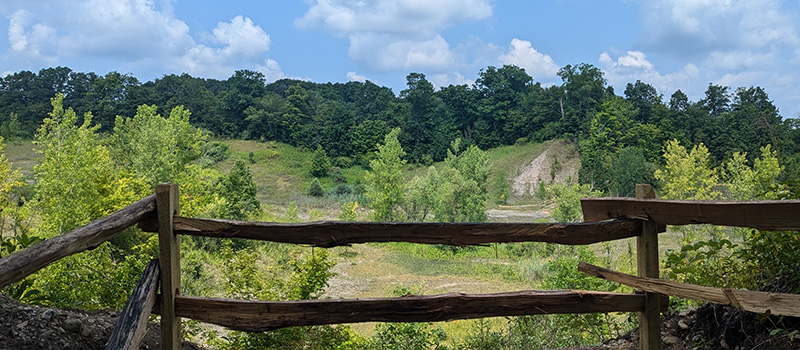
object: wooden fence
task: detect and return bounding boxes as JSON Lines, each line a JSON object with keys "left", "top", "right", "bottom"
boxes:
{"left": 1, "top": 183, "right": 799, "bottom": 350}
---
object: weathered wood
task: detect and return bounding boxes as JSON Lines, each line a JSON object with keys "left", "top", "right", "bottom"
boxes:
{"left": 157, "top": 184, "right": 180, "bottom": 350}
{"left": 106, "top": 259, "right": 160, "bottom": 350}
{"left": 154, "top": 291, "right": 648, "bottom": 332}
{"left": 579, "top": 262, "right": 800, "bottom": 317}
{"left": 0, "top": 194, "right": 157, "bottom": 289}
{"left": 172, "top": 217, "right": 643, "bottom": 247}
{"left": 635, "top": 184, "right": 661, "bottom": 350}
{"left": 581, "top": 197, "right": 800, "bottom": 231}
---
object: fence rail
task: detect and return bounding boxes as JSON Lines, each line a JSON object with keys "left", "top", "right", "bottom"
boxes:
{"left": 2, "top": 183, "right": 799, "bottom": 350}
{"left": 0, "top": 193, "right": 156, "bottom": 289}
{"left": 581, "top": 197, "right": 800, "bottom": 231}
{"left": 162, "top": 216, "right": 643, "bottom": 247}
{"left": 155, "top": 290, "right": 659, "bottom": 332}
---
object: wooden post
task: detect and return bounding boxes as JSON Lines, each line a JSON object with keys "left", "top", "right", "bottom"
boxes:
{"left": 636, "top": 184, "right": 661, "bottom": 350}
{"left": 157, "top": 184, "right": 180, "bottom": 350}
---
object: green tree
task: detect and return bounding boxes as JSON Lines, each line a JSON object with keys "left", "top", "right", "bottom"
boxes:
{"left": 400, "top": 72, "right": 450, "bottom": 162}
{"left": 610, "top": 147, "right": 655, "bottom": 197}
{"left": 34, "top": 94, "right": 144, "bottom": 236}
{"left": 723, "top": 145, "right": 786, "bottom": 200}
{"left": 31, "top": 95, "right": 150, "bottom": 309}
{"left": 435, "top": 138, "right": 492, "bottom": 222}
{"left": 654, "top": 140, "right": 720, "bottom": 200}
{"left": 308, "top": 178, "right": 324, "bottom": 197}
{"left": 578, "top": 96, "right": 636, "bottom": 191}
{"left": 218, "top": 159, "right": 260, "bottom": 220}
{"left": 548, "top": 183, "right": 602, "bottom": 223}
{"left": 111, "top": 104, "right": 207, "bottom": 187}
{"left": 404, "top": 166, "right": 440, "bottom": 222}
{"left": 365, "top": 128, "right": 406, "bottom": 221}
{"left": 310, "top": 145, "right": 331, "bottom": 178}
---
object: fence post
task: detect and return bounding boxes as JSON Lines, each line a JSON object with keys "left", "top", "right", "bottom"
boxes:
{"left": 636, "top": 184, "right": 660, "bottom": 350}
{"left": 157, "top": 184, "right": 180, "bottom": 350}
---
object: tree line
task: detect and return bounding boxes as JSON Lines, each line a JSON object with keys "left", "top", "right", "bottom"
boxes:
{"left": 2, "top": 64, "right": 799, "bottom": 194}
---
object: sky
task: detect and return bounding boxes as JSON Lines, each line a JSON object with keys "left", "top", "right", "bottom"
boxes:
{"left": 2, "top": 0, "right": 800, "bottom": 117}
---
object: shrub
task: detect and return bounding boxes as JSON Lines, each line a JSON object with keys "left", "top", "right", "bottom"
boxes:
{"left": 308, "top": 178, "right": 323, "bottom": 197}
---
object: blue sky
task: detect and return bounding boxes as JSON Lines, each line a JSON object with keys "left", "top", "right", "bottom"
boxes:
{"left": 2, "top": 0, "right": 800, "bottom": 117}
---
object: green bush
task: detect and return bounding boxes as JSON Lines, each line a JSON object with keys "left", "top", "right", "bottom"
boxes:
{"left": 308, "top": 178, "right": 324, "bottom": 197}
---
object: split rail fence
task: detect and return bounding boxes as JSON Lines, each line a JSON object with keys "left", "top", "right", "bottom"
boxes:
{"left": 1, "top": 183, "right": 800, "bottom": 350}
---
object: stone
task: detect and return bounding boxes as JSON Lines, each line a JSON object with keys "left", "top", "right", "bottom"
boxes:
{"left": 41, "top": 309, "right": 55, "bottom": 321}
{"left": 63, "top": 318, "right": 82, "bottom": 333}
{"left": 678, "top": 319, "right": 690, "bottom": 330}
{"left": 663, "top": 335, "right": 681, "bottom": 345}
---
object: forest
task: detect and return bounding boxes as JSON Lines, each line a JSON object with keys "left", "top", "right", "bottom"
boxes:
{"left": 2, "top": 64, "right": 799, "bottom": 193}
{"left": 0, "top": 63, "right": 799, "bottom": 349}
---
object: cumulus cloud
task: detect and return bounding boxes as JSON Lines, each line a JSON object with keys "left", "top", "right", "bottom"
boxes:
{"left": 297, "top": 0, "right": 492, "bottom": 72}
{"left": 296, "top": 0, "right": 492, "bottom": 35}
{"left": 2, "top": 0, "right": 281, "bottom": 80}
{"left": 257, "top": 59, "right": 287, "bottom": 83}
{"left": 636, "top": 0, "right": 799, "bottom": 62}
{"left": 430, "top": 72, "right": 473, "bottom": 88}
{"left": 632, "top": 0, "right": 800, "bottom": 115}
{"left": 346, "top": 71, "right": 369, "bottom": 82}
{"left": 498, "top": 38, "right": 560, "bottom": 83}
{"left": 180, "top": 16, "right": 273, "bottom": 77}
{"left": 598, "top": 50, "right": 699, "bottom": 97}
{"left": 349, "top": 33, "right": 454, "bottom": 72}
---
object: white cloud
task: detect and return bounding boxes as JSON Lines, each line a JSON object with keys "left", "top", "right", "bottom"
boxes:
{"left": 598, "top": 50, "right": 699, "bottom": 98}
{"left": 632, "top": 0, "right": 800, "bottom": 116}
{"left": 296, "top": 0, "right": 492, "bottom": 36}
{"left": 430, "top": 72, "right": 473, "bottom": 88}
{"left": 258, "top": 59, "right": 287, "bottom": 83}
{"left": 346, "top": 71, "right": 369, "bottom": 82}
{"left": 297, "top": 0, "right": 492, "bottom": 72}
{"left": 498, "top": 38, "right": 560, "bottom": 83}
{"left": 180, "top": 16, "right": 273, "bottom": 77}
{"left": 637, "top": 0, "right": 799, "bottom": 60}
{"left": 349, "top": 33, "right": 454, "bottom": 72}
{"left": 2, "top": 0, "right": 281, "bottom": 80}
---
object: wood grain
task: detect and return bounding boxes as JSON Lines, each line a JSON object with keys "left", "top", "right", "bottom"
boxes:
{"left": 581, "top": 197, "right": 800, "bottom": 231}
{"left": 0, "top": 194, "right": 157, "bottom": 289}
{"left": 157, "top": 291, "right": 648, "bottom": 332}
{"left": 157, "top": 184, "right": 181, "bottom": 350}
{"left": 172, "top": 217, "right": 643, "bottom": 247}
{"left": 579, "top": 262, "right": 800, "bottom": 317}
{"left": 106, "top": 259, "right": 160, "bottom": 350}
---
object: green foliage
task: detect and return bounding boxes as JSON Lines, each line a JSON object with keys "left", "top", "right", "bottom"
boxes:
{"left": 32, "top": 236, "right": 156, "bottom": 309}
{"left": 212, "top": 243, "right": 358, "bottom": 350}
{"left": 311, "top": 145, "right": 332, "bottom": 178}
{"left": 369, "top": 286, "right": 448, "bottom": 350}
{"left": 610, "top": 147, "right": 655, "bottom": 197}
{"left": 174, "top": 164, "right": 225, "bottom": 218}
{"left": 404, "top": 138, "right": 492, "bottom": 223}
{"left": 111, "top": 104, "right": 207, "bottom": 186}
{"left": 308, "top": 177, "right": 324, "bottom": 197}
{"left": 723, "top": 145, "right": 787, "bottom": 200}
{"left": 34, "top": 94, "right": 145, "bottom": 236}
{"left": 338, "top": 201, "right": 358, "bottom": 221}
{"left": 654, "top": 140, "right": 720, "bottom": 200}
{"left": 365, "top": 128, "right": 407, "bottom": 221}
{"left": 578, "top": 96, "right": 636, "bottom": 190}
{"left": 537, "top": 246, "right": 629, "bottom": 346}
{"left": 288, "top": 249, "right": 336, "bottom": 300}
{"left": 218, "top": 159, "right": 260, "bottom": 220}
{"left": 491, "top": 170, "right": 510, "bottom": 204}
{"left": 546, "top": 183, "right": 602, "bottom": 222}
{"left": 203, "top": 141, "right": 231, "bottom": 164}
